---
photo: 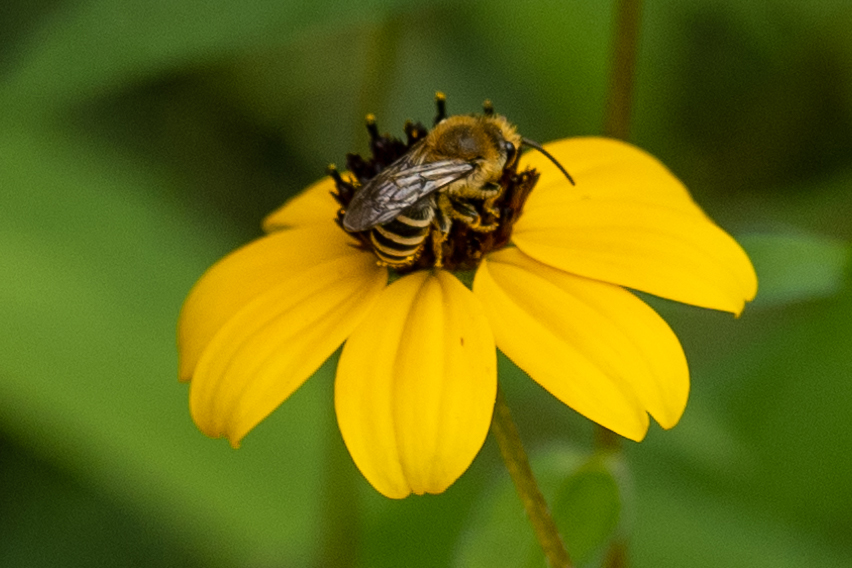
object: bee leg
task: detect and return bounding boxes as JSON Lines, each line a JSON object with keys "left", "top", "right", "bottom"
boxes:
{"left": 440, "top": 193, "right": 497, "bottom": 233}
{"left": 446, "top": 184, "right": 502, "bottom": 230}
{"left": 478, "top": 182, "right": 503, "bottom": 220}
{"left": 451, "top": 182, "right": 502, "bottom": 206}
{"left": 430, "top": 203, "right": 452, "bottom": 267}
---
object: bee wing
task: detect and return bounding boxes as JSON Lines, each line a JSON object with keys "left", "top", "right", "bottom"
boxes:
{"left": 342, "top": 155, "right": 475, "bottom": 231}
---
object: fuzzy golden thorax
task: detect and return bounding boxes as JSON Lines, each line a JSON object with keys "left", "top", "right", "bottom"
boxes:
{"left": 422, "top": 114, "right": 521, "bottom": 180}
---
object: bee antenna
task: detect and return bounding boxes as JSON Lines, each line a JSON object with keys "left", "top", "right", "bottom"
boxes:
{"left": 521, "top": 138, "right": 575, "bottom": 185}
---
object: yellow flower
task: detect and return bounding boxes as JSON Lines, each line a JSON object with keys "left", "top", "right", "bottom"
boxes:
{"left": 177, "top": 137, "right": 756, "bottom": 499}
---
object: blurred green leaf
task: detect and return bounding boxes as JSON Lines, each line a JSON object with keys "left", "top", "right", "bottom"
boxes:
{"left": 726, "top": 284, "right": 852, "bottom": 540}
{"left": 632, "top": 483, "right": 851, "bottom": 568}
{"left": 0, "top": 435, "right": 204, "bottom": 567}
{"left": 631, "top": 248, "right": 852, "bottom": 565}
{"left": 453, "top": 462, "right": 545, "bottom": 568}
{"left": 738, "top": 232, "right": 850, "bottom": 307}
{"left": 551, "top": 458, "right": 622, "bottom": 564}
{"left": 454, "top": 447, "right": 624, "bottom": 568}
{"left": 0, "top": 124, "right": 333, "bottom": 566}
{"left": 647, "top": 400, "right": 755, "bottom": 481}
{"left": 0, "top": 0, "right": 418, "bottom": 114}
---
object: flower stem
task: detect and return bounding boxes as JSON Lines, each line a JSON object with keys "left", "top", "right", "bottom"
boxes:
{"left": 600, "top": 2, "right": 643, "bottom": 567}
{"left": 603, "top": 0, "right": 644, "bottom": 141}
{"left": 491, "top": 384, "right": 573, "bottom": 568}
{"left": 316, "top": 374, "right": 360, "bottom": 568}
{"left": 595, "top": 424, "right": 622, "bottom": 451}
{"left": 598, "top": 0, "right": 645, "bottom": 460}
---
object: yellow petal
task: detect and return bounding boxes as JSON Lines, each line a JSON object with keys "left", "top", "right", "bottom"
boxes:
{"left": 262, "top": 176, "right": 344, "bottom": 233}
{"left": 514, "top": 137, "right": 756, "bottom": 313}
{"left": 189, "top": 249, "right": 387, "bottom": 446}
{"left": 475, "top": 248, "right": 691, "bottom": 440}
{"left": 335, "top": 271, "right": 497, "bottom": 498}
{"left": 177, "top": 225, "right": 367, "bottom": 381}
{"left": 519, "top": 137, "right": 705, "bottom": 216}
{"left": 513, "top": 199, "right": 757, "bottom": 315}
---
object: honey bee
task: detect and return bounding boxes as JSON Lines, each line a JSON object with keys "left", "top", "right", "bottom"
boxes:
{"left": 342, "top": 95, "right": 574, "bottom": 267}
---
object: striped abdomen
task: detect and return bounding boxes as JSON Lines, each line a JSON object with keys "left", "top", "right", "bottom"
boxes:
{"left": 369, "top": 206, "right": 434, "bottom": 267}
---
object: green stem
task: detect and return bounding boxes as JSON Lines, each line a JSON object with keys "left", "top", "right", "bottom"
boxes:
{"left": 603, "top": 0, "right": 644, "bottom": 141}
{"left": 491, "top": 385, "right": 573, "bottom": 568}
{"left": 315, "top": 389, "right": 360, "bottom": 568}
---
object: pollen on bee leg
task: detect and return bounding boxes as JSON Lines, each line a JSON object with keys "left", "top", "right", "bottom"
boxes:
{"left": 483, "top": 193, "right": 501, "bottom": 221}
{"left": 440, "top": 194, "right": 497, "bottom": 234}
{"left": 431, "top": 230, "right": 448, "bottom": 268}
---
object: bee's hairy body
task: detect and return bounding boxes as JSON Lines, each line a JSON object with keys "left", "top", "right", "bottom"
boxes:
{"left": 343, "top": 113, "right": 522, "bottom": 267}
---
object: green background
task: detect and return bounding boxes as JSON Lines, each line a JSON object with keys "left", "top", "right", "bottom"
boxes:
{"left": 1, "top": 0, "right": 851, "bottom": 566}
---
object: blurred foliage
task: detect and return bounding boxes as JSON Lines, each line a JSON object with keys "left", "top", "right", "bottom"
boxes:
{"left": 737, "top": 232, "right": 850, "bottom": 307}
{"left": 1, "top": 0, "right": 851, "bottom": 567}
{"left": 455, "top": 448, "right": 625, "bottom": 568}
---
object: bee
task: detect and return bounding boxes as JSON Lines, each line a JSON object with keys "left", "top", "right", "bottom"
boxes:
{"left": 342, "top": 95, "right": 574, "bottom": 267}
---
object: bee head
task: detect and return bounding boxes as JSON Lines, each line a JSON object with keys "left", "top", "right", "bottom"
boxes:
{"left": 486, "top": 114, "right": 522, "bottom": 169}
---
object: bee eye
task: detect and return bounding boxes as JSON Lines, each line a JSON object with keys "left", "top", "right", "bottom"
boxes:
{"left": 504, "top": 141, "right": 517, "bottom": 166}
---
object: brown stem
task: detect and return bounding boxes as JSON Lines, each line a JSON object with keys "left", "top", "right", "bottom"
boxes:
{"left": 595, "top": 424, "right": 622, "bottom": 452}
{"left": 491, "top": 384, "right": 573, "bottom": 568}
{"left": 603, "top": 0, "right": 644, "bottom": 141}
{"left": 600, "top": 3, "right": 644, "bottom": 567}
{"left": 597, "top": 0, "right": 645, "bottom": 458}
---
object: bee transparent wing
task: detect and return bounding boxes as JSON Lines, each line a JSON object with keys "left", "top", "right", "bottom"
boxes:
{"left": 342, "top": 155, "right": 475, "bottom": 231}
